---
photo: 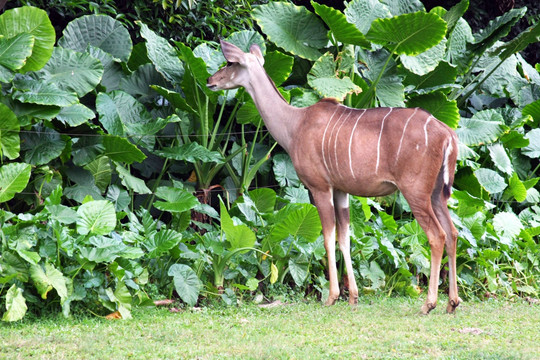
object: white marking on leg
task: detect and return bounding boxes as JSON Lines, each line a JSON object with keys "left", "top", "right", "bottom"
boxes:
{"left": 322, "top": 108, "right": 339, "bottom": 175}
{"left": 348, "top": 109, "right": 366, "bottom": 179}
{"left": 424, "top": 116, "right": 433, "bottom": 147}
{"left": 334, "top": 110, "right": 353, "bottom": 179}
{"left": 395, "top": 108, "right": 418, "bottom": 164}
{"left": 375, "top": 108, "right": 394, "bottom": 174}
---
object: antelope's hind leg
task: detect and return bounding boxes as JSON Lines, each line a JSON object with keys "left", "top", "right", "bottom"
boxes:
{"left": 432, "top": 195, "right": 460, "bottom": 313}
{"left": 406, "top": 195, "right": 447, "bottom": 315}
{"left": 334, "top": 190, "right": 358, "bottom": 306}
{"left": 311, "top": 189, "right": 340, "bottom": 306}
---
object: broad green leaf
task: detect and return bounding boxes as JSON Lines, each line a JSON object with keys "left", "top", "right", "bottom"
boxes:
{"left": 246, "top": 188, "right": 276, "bottom": 214}
{"left": 493, "top": 211, "right": 523, "bottom": 243}
{"left": 103, "top": 135, "right": 146, "bottom": 164}
{"left": 137, "top": 21, "right": 184, "bottom": 84}
{"left": 84, "top": 156, "right": 111, "bottom": 192}
{"left": 77, "top": 200, "right": 117, "bottom": 235}
{"left": 143, "top": 229, "right": 183, "bottom": 258}
{"left": 308, "top": 52, "right": 361, "bottom": 101}
{"left": 20, "top": 125, "right": 66, "bottom": 165}
{"left": 46, "top": 204, "right": 79, "bottom": 224}
{"left": 220, "top": 199, "right": 256, "bottom": 250}
{"left": 381, "top": 0, "right": 425, "bottom": 15}
{"left": 474, "top": 168, "right": 507, "bottom": 194}
{"left": 359, "top": 260, "right": 385, "bottom": 289}
{"left": 0, "top": 32, "right": 34, "bottom": 71}
{"left": 270, "top": 203, "right": 321, "bottom": 242}
{"left": 2, "top": 285, "right": 27, "bottom": 322}
{"left": 523, "top": 129, "right": 540, "bottom": 158}
{"left": 115, "top": 163, "right": 151, "bottom": 194}
{"left": 366, "top": 11, "right": 447, "bottom": 55}
{"left": 87, "top": 44, "right": 125, "bottom": 91}
{"left": 492, "top": 21, "right": 540, "bottom": 61}
{"left": 264, "top": 51, "right": 294, "bottom": 86}
{"left": 168, "top": 264, "right": 201, "bottom": 307}
{"left": 253, "top": 2, "right": 328, "bottom": 60}
{"left": 404, "top": 61, "right": 458, "bottom": 93}
{"left": 120, "top": 63, "right": 167, "bottom": 101}
{"left": 311, "top": 1, "right": 370, "bottom": 47}
{"left": 154, "top": 142, "right": 224, "bottom": 164}
{"left": 59, "top": 15, "right": 132, "bottom": 62}
{"left": 96, "top": 90, "right": 154, "bottom": 137}
{"left": 470, "top": 7, "right": 526, "bottom": 56}
{"left": 344, "top": 0, "right": 392, "bottom": 34}
{"left": 400, "top": 39, "right": 446, "bottom": 76}
{"left": 289, "top": 254, "right": 309, "bottom": 286}
{"left": 488, "top": 143, "right": 512, "bottom": 175}
{"left": 72, "top": 136, "right": 104, "bottom": 167}
{"left": 273, "top": 153, "right": 301, "bottom": 187}
{"left": 407, "top": 92, "right": 460, "bottom": 129}
{"left": 151, "top": 85, "right": 196, "bottom": 114}
{"left": 0, "top": 6, "right": 55, "bottom": 72}
{"left": 0, "top": 162, "right": 32, "bottom": 203}
{"left": 0, "top": 103, "right": 20, "bottom": 159}
{"left": 154, "top": 186, "right": 199, "bottom": 213}
{"left": 106, "top": 184, "right": 130, "bottom": 211}
{"left": 508, "top": 172, "right": 527, "bottom": 203}
{"left": 56, "top": 103, "right": 95, "bottom": 127}
{"left": 522, "top": 99, "right": 540, "bottom": 126}
{"left": 29, "top": 263, "right": 68, "bottom": 300}
{"left": 442, "top": 0, "right": 468, "bottom": 34}
{"left": 446, "top": 17, "right": 474, "bottom": 73}
{"left": 38, "top": 47, "right": 103, "bottom": 97}
{"left": 176, "top": 41, "right": 216, "bottom": 98}
{"left": 378, "top": 210, "right": 398, "bottom": 234}
{"left": 456, "top": 110, "right": 506, "bottom": 146}
{"left": 225, "top": 30, "right": 266, "bottom": 54}
{"left": 13, "top": 81, "right": 78, "bottom": 106}
{"left": 111, "top": 281, "right": 132, "bottom": 319}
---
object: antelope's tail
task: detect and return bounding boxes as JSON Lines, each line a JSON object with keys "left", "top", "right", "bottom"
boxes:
{"left": 441, "top": 133, "right": 459, "bottom": 199}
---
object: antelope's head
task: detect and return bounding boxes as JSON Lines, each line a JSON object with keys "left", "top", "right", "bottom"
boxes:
{"left": 207, "top": 39, "right": 265, "bottom": 91}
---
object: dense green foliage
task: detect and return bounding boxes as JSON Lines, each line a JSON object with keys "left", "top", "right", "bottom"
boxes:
{"left": 0, "top": 0, "right": 539, "bottom": 320}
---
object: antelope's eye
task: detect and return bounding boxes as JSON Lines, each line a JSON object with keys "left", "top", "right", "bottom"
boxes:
{"left": 226, "top": 62, "right": 233, "bottom": 67}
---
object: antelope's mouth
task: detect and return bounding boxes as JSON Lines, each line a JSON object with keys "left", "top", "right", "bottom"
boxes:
{"left": 207, "top": 84, "right": 219, "bottom": 91}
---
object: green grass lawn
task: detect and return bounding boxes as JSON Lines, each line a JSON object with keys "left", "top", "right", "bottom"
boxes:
{"left": 1, "top": 296, "right": 539, "bottom": 359}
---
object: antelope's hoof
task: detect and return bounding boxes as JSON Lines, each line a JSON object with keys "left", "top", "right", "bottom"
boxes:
{"left": 446, "top": 298, "right": 461, "bottom": 314}
{"left": 421, "top": 302, "right": 436, "bottom": 315}
{"left": 349, "top": 296, "right": 358, "bottom": 307}
{"left": 324, "top": 296, "right": 338, "bottom": 306}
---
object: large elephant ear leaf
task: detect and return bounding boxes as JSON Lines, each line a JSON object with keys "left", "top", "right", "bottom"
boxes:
{"left": 0, "top": 6, "right": 55, "bottom": 72}
{"left": 39, "top": 47, "right": 104, "bottom": 97}
{"left": 59, "top": 15, "right": 133, "bottom": 62}
{"left": 253, "top": 2, "right": 328, "bottom": 60}
{"left": 366, "top": 11, "right": 447, "bottom": 55}
{"left": 311, "top": 1, "right": 370, "bottom": 48}
{"left": 0, "top": 163, "right": 32, "bottom": 203}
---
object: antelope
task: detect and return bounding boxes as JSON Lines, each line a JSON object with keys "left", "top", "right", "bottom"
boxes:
{"left": 207, "top": 40, "right": 460, "bottom": 314}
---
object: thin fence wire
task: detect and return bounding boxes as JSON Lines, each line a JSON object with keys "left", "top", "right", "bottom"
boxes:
{"left": 0, "top": 128, "right": 269, "bottom": 138}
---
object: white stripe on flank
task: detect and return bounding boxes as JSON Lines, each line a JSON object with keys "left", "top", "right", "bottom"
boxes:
{"left": 322, "top": 108, "right": 339, "bottom": 175}
{"left": 424, "top": 116, "right": 433, "bottom": 147}
{"left": 348, "top": 109, "right": 366, "bottom": 179}
{"left": 375, "top": 108, "right": 393, "bottom": 174}
{"left": 327, "top": 109, "right": 347, "bottom": 173}
{"left": 395, "top": 108, "right": 417, "bottom": 164}
{"left": 334, "top": 109, "right": 352, "bottom": 179}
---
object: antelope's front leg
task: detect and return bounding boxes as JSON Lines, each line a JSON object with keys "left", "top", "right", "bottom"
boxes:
{"left": 334, "top": 190, "right": 358, "bottom": 306}
{"left": 311, "top": 190, "right": 339, "bottom": 306}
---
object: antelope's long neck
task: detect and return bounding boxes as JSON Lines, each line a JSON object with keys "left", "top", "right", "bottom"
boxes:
{"left": 243, "top": 66, "right": 301, "bottom": 152}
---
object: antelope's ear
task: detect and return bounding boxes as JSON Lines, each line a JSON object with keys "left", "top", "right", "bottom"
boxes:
{"left": 220, "top": 39, "right": 246, "bottom": 64}
{"left": 249, "top": 44, "right": 265, "bottom": 66}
